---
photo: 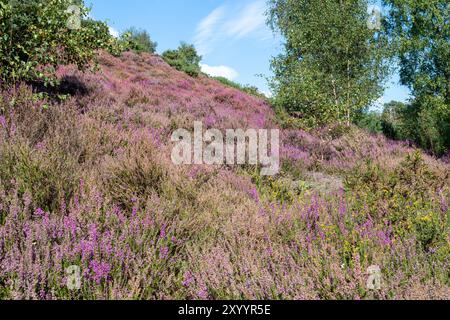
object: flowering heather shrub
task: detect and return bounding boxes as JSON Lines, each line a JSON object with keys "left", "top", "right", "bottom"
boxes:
{"left": 0, "top": 51, "right": 448, "bottom": 300}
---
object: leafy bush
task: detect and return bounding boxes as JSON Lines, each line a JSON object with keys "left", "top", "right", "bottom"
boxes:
{"left": 345, "top": 152, "right": 448, "bottom": 249}
{"left": 162, "top": 43, "right": 201, "bottom": 77}
{"left": 380, "top": 101, "right": 410, "bottom": 140}
{"left": 383, "top": 1, "right": 449, "bottom": 156}
{"left": 413, "top": 96, "right": 450, "bottom": 156}
{"left": 213, "top": 77, "right": 264, "bottom": 98}
{"left": 121, "top": 27, "right": 157, "bottom": 54}
{"left": 380, "top": 99, "right": 450, "bottom": 156}
{"left": 355, "top": 111, "right": 383, "bottom": 134}
{"left": 0, "top": 0, "right": 117, "bottom": 87}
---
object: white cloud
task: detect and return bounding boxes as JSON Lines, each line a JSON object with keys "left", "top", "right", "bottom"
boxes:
{"left": 193, "top": 1, "right": 272, "bottom": 56}
{"left": 200, "top": 63, "right": 239, "bottom": 81}
{"left": 225, "top": 1, "right": 267, "bottom": 39}
{"left": 108, "top": 26, "right": 120, "bottom": 38}
{"left": 194, "top": 6, "right": 226, "bottom": 55}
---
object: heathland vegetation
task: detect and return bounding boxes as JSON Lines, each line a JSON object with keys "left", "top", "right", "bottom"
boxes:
{"left": 0, "top": 0, "right": 448, "bottom": 299}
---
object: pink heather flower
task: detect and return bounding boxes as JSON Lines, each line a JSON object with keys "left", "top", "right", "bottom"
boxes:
{"left": 63, "top": 216, "right": 77, "bottom": 237}
{"left": 258, "top": 207, "right": 266, "bottom": 217}
{"left": 148, "top": 128, "right": 162, "bottom": 147}
{"left": 22, "top": 223, "right": 32, "bottom": 239}
{"left": 160, "top": 246, "right": 169, "bottom": 260}
{"left": 182, "top": 271, "right": 194, "bottom": 287}
{"left": 254, "top": 113, "right": 266, "bottom": 127}
{"left": 197, "top": 287, "right": 209, "bottom": 300}
{"left": 34, "top": 208, "right": 45, "bottom": 217}
{"left": 205, "top": 115, "right": 216, "bottom": 127}
{"left": 79, "top": 240, "right": 95, "bottom": 260}
{"left": 9, "top": 122, "right": 16, "bottom": 135}
{"left": 188, "top": 167, "right": 201, "bottom": 180}
{"left": 378, "top": 230, "right": 392, "bottom": 247}
{"left": 35, "top": 141, "right": 46, "bottom": 150}
{"left": 89, "top": 260, "right": 111, "bottom": 284}
{"left": 39, "top": 289, "right": 47, "bottom": 300}
{"left": 249, "top": 187, "right": 260, "bottom": 203}
{"left": 338, "top": 202, "right": 347, "bottom": 217}
{"left": 159, "top": 224, "right": 167, "bottom": 239}
{"left": 0, "top": 116, "right": 6, "bottom": 127}
{"left": 88, "top": 223, "right": 98, "bottom": 242}
{"left": 131, "top": 206, "right": 138, "bottom": 217}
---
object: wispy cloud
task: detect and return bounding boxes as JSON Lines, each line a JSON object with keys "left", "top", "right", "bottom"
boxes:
{"left": 200, "top": 63, "right": 239, "bottom": 81}
{"left": 194, "top": 6, "right": 226, "bottom": 56}
{"left": 194, "top": 0, "right": 272, "bottom": 56}
{"left": 225, "top": 1, "right": 267, "bottom": 39}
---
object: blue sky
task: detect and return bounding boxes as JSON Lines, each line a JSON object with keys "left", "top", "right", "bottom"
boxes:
{"left": 87, "top": 0, "right": 411, "bottom": 106}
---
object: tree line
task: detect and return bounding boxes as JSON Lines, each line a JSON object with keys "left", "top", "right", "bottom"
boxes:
{"left": 268, "top": 0, "right": 449, "bottom": 156}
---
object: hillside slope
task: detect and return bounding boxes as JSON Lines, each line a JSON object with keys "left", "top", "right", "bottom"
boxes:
{"left": 0, "top": 51, "right": 448, "bottom": 300}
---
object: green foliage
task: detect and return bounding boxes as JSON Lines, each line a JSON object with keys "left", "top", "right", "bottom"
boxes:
{"left": 0, "top": 0, "right": 117, "bottom": 87}
{"left": 383, "top": 0, "right": 449, "bottom": 155}
{"left": 379, "top": 101, "right": 409, "bottom": 140}
{"left": 380, "top": 98, "right": 449, "bottom": 155}
{"left": 251, "top": 174, "right": 297, "bottom": 204}
{"left": 268, "top": 0, "right": 390, "bottom": 126}
{"left": 355, "top": 111, "right": 383, "bottom": 134}
{"left": 383, "top": 0, "right": 449, "bottom": 100}
{"left": 213, "top": 76, "right": 265, "bottom": 98}
{"left": 412, "top": 95, "right": 450, "bottom": 155}
{"left": 162, "top": 42, "right": 201, "bottom": 77}
{"left": 345, "top": 152, "right": 449, "bottom": 250}
{"left": 120, "top": 27, "right": 157, "bottom": 54}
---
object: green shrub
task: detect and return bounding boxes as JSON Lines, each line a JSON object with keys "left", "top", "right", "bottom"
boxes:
{"left": 414, "top": 96, "right": 450, "bottom": 156}
{"left": 213, "top": 77, "right": 264, "bottom": 98}
{"left": 380, "top": 101, "right": 410, "bottom": 140}
{"left": 380, "top": 99, "right": 450, "bottom": 156}
{"left": 121, "top": 27, "right": 157, "bottom": 54}
{"left": 355, "top": 111, "right": 383, "bottom": 134}
{"left": 344, "top": 152, "right": 449, "bottom": 249}
{"left": 162, "top": 43, "right": 201, "bottom": 77}
{"left": 0, "top": 0, "right": 117, "bottom": 87}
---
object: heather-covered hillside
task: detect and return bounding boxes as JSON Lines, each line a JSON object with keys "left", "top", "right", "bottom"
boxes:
{"left": 0, "top": 51, "right": 448, "bottom": 300}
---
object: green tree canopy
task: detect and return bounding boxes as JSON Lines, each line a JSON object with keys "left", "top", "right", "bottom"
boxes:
{"left": 162, "top": 42, "right": 202, "bottom": 77}
{"left": 384, "top": 0, "right": 449, "bottom": 100}
{"left": 268, "top": 0, "right": 390, "bottom": 127}
{"left": 383, "top": 0, "right": 449, "bottom": 155}
{"left": 121, "top": 27, "right": 157, "bottom": 54}
{"left": 0, "top": 0, "right": 116, "bottom": 87}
